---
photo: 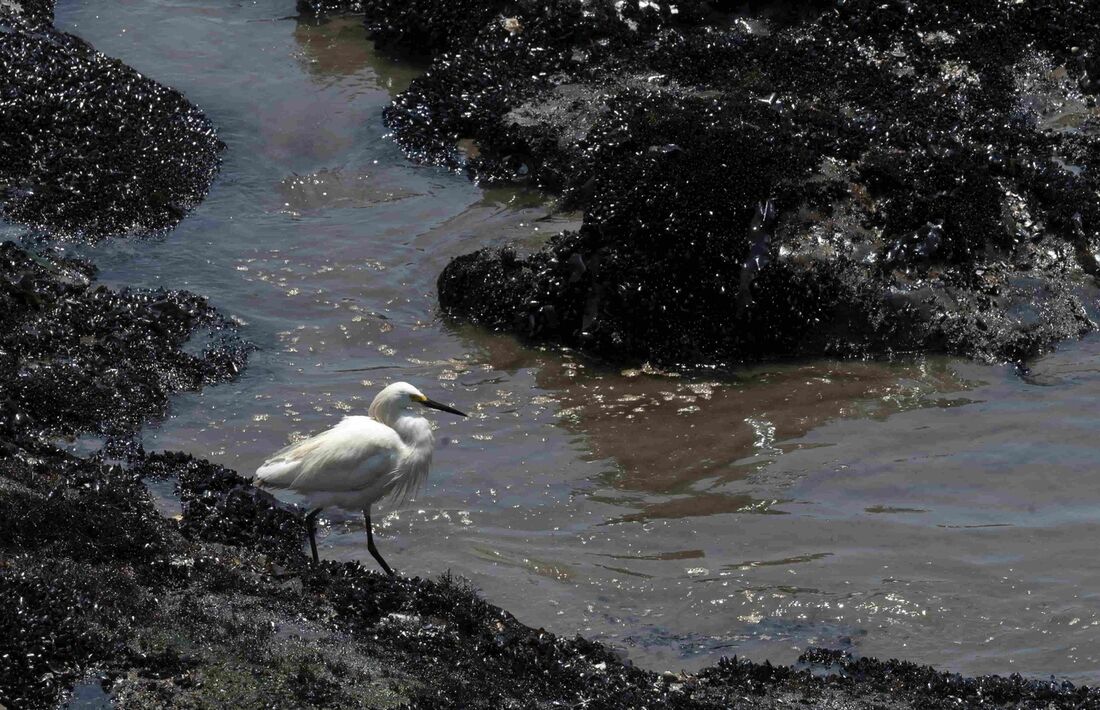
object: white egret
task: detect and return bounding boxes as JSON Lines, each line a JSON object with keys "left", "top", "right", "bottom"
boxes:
{"left": 254, "top": 381, "right": 467, "bottom": 575}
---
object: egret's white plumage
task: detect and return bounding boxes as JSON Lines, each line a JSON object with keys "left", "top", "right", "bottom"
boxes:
{"left": 256, "top": 415, "right": 415, "bottom": 507}
{"left": 253, "top": 381, "right": 466, "bottom": 574}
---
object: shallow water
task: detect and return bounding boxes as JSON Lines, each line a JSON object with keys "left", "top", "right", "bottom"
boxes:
{"left": 43, "top": 0, "right": 1100, "bottom": 681}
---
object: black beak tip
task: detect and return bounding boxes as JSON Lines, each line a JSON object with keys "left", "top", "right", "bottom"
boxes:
{"left": 423, "top": 398, "right": 468, "bottom": 418}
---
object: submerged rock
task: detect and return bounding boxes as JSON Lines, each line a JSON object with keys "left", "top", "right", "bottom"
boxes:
{"left": 360, "top": 0, "right": 1100, "bottom": 365}
{"left": 0, "top": 0, "right": 221, "bottom": 240}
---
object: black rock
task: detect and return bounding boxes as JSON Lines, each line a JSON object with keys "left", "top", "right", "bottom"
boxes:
{"left": 0, "top": 241, "right": 249, "bottom": 448}
{"left": 0, "top": 2, "right": 221, "bottom": 240}
{"left": 368, "top": 0, "right": 1100, "bottom": 365}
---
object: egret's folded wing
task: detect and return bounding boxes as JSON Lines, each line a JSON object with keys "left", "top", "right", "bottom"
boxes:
{"left": 256, "top": 416, "right": 404, "bottom": 494}
{"left": 254, "top": 440, "right": 310, "bottom": 489}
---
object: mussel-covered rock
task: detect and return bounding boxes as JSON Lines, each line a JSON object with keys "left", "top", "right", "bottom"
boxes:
{"left": 0, "top": 242, "right": 249, "bottom": 450}
{"left": 0, "top": 0, "right": 221, "bottom": 239}
{"left": 367, "top": 0, "right": 1100, "bottom": 365}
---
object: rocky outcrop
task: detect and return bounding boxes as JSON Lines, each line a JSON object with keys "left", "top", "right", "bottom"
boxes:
{"left": 0, "top": 0, "right": 221, "bottom": 240}
{"left": 0, "top": 0, "right": 51, "bottom": 25}
{"left": 347, "top": 0, "right": 1100, "bottom": 365}
{"left": 0, "top": 242, "right": 247, "bottom": 453}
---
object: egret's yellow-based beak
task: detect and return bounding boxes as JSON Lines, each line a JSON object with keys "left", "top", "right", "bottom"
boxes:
{"left": 420, "top": 396, "right": 467, "bottom": 417}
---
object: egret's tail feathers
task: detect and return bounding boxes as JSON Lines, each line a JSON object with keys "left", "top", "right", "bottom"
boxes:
{"left": 255, "top": 434, "right": 331, "bottom": 489}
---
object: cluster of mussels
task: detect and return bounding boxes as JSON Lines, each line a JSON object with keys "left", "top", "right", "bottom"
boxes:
{"left": 0, "top": 0, "right": 221, "bottom": 239}
{"left": 325, "top": 0, "right": 1100, "bottom": 366}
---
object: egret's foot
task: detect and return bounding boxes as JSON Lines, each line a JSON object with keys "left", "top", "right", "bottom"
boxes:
{"left": 367, "top": 532, "right": 396, "bottom": 576}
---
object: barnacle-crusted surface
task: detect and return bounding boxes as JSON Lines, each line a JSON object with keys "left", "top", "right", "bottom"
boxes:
{"left": 0, "top": 0, "right": 221, "bottom": 240}
{"left": 341, "top": 0, "right": 1100, "bottom": 365}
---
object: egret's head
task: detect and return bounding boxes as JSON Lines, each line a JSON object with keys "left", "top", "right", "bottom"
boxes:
{"left": 369, "top": 381, "right": 467, "bottom": 423}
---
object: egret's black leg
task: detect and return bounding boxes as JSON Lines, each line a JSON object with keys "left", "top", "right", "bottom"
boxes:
{"left": 305, "top": 507, "right": 323, "bottom": 564}
{"left": 364, "top": 508, "right": 395, "bottom": 576}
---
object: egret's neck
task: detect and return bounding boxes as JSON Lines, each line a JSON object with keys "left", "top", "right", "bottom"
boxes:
{"left": 368, "top": 396, "right": 400, "bottom": 426}
{"left": 391, "top": 414, "right": 435, "bottom": 462}
{"left": 387, "top": 414, "right": 435, "bottom": 504}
